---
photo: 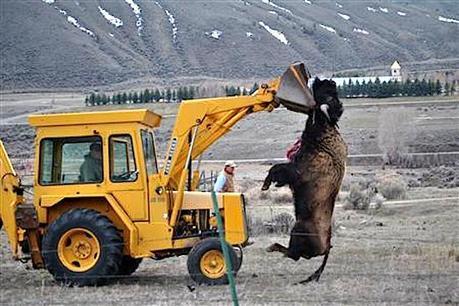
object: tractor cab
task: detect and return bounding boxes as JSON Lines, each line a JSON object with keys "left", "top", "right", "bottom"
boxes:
{"left": 29, "top": 109, "right": 161, "bottom": 222}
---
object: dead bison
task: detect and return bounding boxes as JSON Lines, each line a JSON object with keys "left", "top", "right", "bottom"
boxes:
{"left": 262, "top": 77, "right": 347, "bottom": 283}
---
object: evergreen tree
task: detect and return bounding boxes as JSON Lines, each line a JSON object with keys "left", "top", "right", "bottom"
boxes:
{"left": 166, "top": 88, "right": 172, "bottom": 102}
{"left": 236, "top": 86, "right": 241, "bottom": 96}
{"left": 177, "top": 87, "right": 183, "bottom": 101}
{"left": 420, "top": 79, "right": 429, "bottom": 96}
{"left": 122, "top": 92, "right": 127, "bottom": 104}
{"left": 132, "top": 92, "right": 139, "bottom": 103}
{"left": 116, "top": 93, "right": 122, "bottom": 105}
{"left": 144, "top": 89, "right": 151, "bottom": 103}
{"left": 153, "top": 89, "right": 160, "bottom": 102}
{"left": 128, "top": 92, "right": 133, "bottom": 103}
{"left": 451, "top": 80, "right": 456, "bottom": 96}
{"left": 353, "top": 80, "right": 360, "bottom": 97}
{"left": 340, "top": 80, "right": 347, "bottom": 97}
{"left": 183, "top": 87, "right": 189, "bottom": 100}
{"left": 366, "top": 80, "right": 372, "bottom": 97}
{"left": 249, "top": 82, "right": 259, "bottom": 94}
{"left": 89, "top": 93, "right": 96, "bottom": 106}
{"left": 435, "top": 80, "right": 442, "bottom": 95}
{"left": 361, "top": 80, "right": 368, "bottom": 97}
{"left": 393, "top": 80, "right": 400, "bottom": 97}
{"left": 189, "top": 86, "right": 195, "bottom": 99}
{"left": 373, "top": 78, "right": 381, "bottom": 97}
{"left": 444, "top": 82, "right": 450, "bottom": 96}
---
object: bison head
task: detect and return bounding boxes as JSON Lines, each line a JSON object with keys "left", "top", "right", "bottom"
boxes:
{"left": 312, "top": 78, "right": 343, "bottom": 126}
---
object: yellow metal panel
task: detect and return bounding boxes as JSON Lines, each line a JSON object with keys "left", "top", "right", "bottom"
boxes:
{"left": 112, "top": 191, "right": 147, "bottom": 221}
{"left": 29, "top": 109, "right": 161, "bottom": 128}
{"left": 0, "top": 140, "right": 22, "bottom": 258}
{"left": 222, "top": 194, "right": 248, "bottom": 245}
{"left": 135, "top": 222, "right": 174, "bottom": 252}
{"left": 179, "top": 191, "right": 224, "bottom": 210}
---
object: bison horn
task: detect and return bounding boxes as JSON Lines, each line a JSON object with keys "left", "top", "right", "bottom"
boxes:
{"left": 320, "top": 104, "right": 331, "bottom": 121}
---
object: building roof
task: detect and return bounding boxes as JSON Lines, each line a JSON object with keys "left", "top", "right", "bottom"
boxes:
{"left": 28, "top": 109, "right": 161, "bottom": 128}
{"left": 391, "top": 60, "right": 401, "bottom": 69}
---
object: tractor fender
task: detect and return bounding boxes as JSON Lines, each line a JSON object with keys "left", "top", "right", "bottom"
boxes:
{"left": 40, "top": 194, "right": 139, "bottom": 255}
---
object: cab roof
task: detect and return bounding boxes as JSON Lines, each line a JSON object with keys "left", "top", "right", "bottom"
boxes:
{"left": 28, "top": 109, "right": 161, "bottom": 128}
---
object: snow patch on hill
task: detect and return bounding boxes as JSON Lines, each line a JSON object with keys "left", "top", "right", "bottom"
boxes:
{"left": 246, "top": 32, "right": 254, "bottom": 39}
{"left": 319, "top": 24, "right": 336, "bottom": 33}
{"left": 336, "top": 2, "right": 342, "bottom": 8}
{"left": 353, "top": 28, "right": 369, "bottom": 35}
{"left": 41, "top": 0, "right": 55, "bottom": 4}
{"left": 258, "top": 21, "right": 288, "bottom": 45}
{"left": 261, "top": 0, "right": 293, "bottom": 15}
{"left": 379, "top": 7, "right": 388, "bottom": 13}
{"left": 67, "top": 16, "right": 95, "bottom": 37}
{"left": 397, "top": 11, "right": 407, "bottom": 16}
{"left": 124, "top": 0, "right": 143, "bottom": 35}
{"left": 206, "top": 30, "right": 222, "bottom": 40}
{"left": 98, "top": 6, "right": 123, "bottom": 28}
{"left": 367, "top": 7, "right": 377, "bottom": 12}
{"left": 438, "top": 16, "right": 459, "bottom": 24}
{"left": 338, "top": 13, "right": 350, "bottom": 20}
{"left": 304, "top": 0, "right": 312, "bottom": 4}
{"left": 155, "top": 2, "right": 178, "bottom": 43}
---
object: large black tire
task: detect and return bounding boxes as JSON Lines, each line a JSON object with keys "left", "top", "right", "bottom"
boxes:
{"left": 187, "top": 238, "right": 238, "bottom": 285}
{"left": 118, "top": 256, "right": 142, "bottom": 276}
{"left": 42, "top": 208, "right": 123, "bottom": 286}
{"left": 233, "top": 246, "right": 243, "bottom": 272}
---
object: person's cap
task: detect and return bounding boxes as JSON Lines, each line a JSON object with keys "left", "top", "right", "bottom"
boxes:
{"left": 225, "top": 160, "right": 237, "bottom": 168}
{"left": 90, "top": 143, "right": 101, "bottom": 151}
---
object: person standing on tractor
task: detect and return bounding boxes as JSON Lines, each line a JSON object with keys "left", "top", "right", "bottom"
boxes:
{"left": 214, "top": 160, "right": 237, "bottom": 192}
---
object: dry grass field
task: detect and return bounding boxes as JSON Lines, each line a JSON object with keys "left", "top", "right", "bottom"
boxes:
{"left": 0, "top": 94, "right": 458, "bottom": 305}
{"left": 1, "top": 185, "right": 457, "bottom": 304}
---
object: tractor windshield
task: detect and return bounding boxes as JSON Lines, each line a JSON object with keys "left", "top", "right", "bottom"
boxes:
{"left": 39, "top": 136, "right": 103, "bottom": 185}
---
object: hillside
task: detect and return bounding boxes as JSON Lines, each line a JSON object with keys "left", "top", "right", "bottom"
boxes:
{"left": 0, "top": 0, "right": 458, "bottom": 90}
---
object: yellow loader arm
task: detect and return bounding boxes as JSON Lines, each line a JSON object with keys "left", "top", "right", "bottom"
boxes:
{"left": 160, "top": 62, "right": 316, "bottom": 228}
{"left": 0, "top": 140, "right": 23, "bottom": 258}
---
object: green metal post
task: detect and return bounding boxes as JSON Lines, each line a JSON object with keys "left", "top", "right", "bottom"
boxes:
{"left": 211, "top": 191, "right": 239, "bottom": 306}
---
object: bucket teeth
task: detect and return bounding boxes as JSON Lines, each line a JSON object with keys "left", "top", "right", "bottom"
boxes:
{"left": 276, "top": 62, "right": 316, "bottom": 114}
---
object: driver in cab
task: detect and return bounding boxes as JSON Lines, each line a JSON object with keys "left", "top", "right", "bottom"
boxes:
{"left": 80, "top": 142, "right": 102, "bottom": 182}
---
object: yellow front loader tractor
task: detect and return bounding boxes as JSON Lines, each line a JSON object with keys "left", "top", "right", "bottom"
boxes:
{"left": 0, "top": 63, "right": 316, "bottom": 286}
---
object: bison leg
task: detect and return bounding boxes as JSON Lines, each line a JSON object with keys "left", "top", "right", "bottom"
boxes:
{"left": 298, "top": 250, "right": 330, "bottom": 284}
{"left": 261, "top": 173, "right": 273, "bottom": 191}
{"left": 266, "top": 243, "right": 289, "bottom": 254}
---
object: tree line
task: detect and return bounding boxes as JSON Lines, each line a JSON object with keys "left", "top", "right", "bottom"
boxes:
{"left": 337, "top": 78, "right": 456, "bottom": 98}
{"left": 84, "top": 83, "right": 259, "bottom": 106}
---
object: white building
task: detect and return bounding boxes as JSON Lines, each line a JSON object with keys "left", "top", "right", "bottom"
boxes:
{"left": 331, "top": 61, "right": 402, "bottom": 86}
{"left": 390, "top": 60, "right": 402, "bottom": 82}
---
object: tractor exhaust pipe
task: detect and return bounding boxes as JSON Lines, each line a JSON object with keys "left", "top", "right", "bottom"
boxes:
{"left": 276, "top": 62, "right": 316, "bottom": 114}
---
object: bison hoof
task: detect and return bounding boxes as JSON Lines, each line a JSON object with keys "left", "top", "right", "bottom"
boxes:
{"left": 266, "top": 244, "right": 277, "bottom": 252}
{"left": 261, "top": 185, "right": 269, "bottom": 191}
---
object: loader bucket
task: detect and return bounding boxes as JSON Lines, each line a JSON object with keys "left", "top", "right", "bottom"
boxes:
{"left": 276, "top": 62, "right": 316, "bottom": 114}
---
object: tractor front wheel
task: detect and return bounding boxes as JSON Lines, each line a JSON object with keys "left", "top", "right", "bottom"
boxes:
{"left": 187, "top": 238, "right": 238, "bottom": 285}
{"left": 42, "top": 208, "right": 123, "bottom": 286}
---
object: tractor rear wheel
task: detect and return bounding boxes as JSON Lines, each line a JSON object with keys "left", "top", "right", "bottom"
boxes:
{"left": 42, "top": 208, "right": 123, "bottom": 286}
{"left": 187, "top": 238, "right": 238, "bottom": 285}
{"left": 118, "top": 256, "right": 142, "bottom": 276}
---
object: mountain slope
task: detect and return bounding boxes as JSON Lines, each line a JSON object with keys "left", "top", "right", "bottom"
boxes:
{"left": 1, "top": 0, "right": 458, "bottom": 90}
